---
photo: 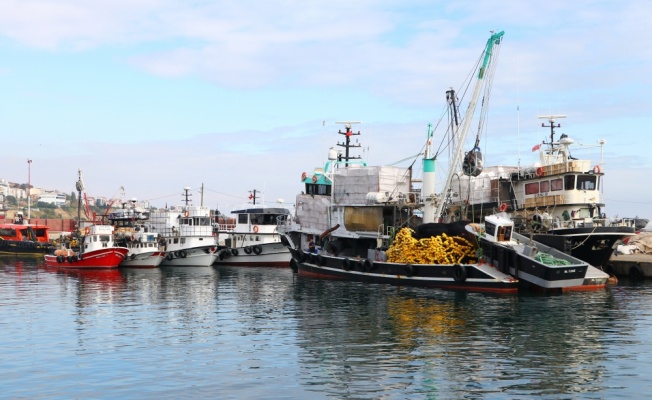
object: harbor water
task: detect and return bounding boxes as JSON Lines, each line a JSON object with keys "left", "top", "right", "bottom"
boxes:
{"left": 2, "top": 258, "right": 652, "bottom": 399}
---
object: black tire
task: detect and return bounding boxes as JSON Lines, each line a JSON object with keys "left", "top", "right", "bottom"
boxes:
{"left": 252, "top": 245, "right": 263, "bottom": 255}
{"left": 316, "top": 254, "right": 325, "bottom": 266}
{"left": 130, "top": 253, "right": 137, "bottom": 260}
{"left": 289, "top": 259, "right": 298, "bottom": 273}
{"left": 179, "top": 250, "right": 187, "bottom": 258}
{"left": 404, "top": 264, "right": 414, "bottom": 277}
{"left": 166, "top": 253, "right": 174, "bottom": 261}
{"left": 453, "top": 264, "right": 467, "bottom": 282}
{"left": 56, "top": 255, "right": 63, "bottom": 263}
{"left": 363, "top": 259, "right": 373, "bottom": 271}
{"left": 630, "top": 264, "right": 644, "bottom": 280}
{"left": 231, "top": 248, "right": 239, "bottom": 256}
{"left": 296, "top": 249, "right": 306, "bottom": 262}
{"left": 280, "top": 235, "right": 289, "bottom": 247}
{"left": 244, "top": 247, "right": 252, "bottom": 255}
{"left": 342, "top": 258, "right": 352, "bottom": 271}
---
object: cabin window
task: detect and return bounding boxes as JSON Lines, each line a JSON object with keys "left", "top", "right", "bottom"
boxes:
{"left": 0, "top": 228, "right": 16, "bottom": 236}
{"left": 576, "top": 175, "right": 597, "bottom": 190}
{"left": 540, "top": 181, "right": 550, "bottom": 193}
{"left": 181, "top": 238, "right": 186, "bottom": 244}
{"left": 485, "top": 221, "right": 496, "bottom": 237}
{"left": 551, "top": 178, "right": 563, "bottom": 191}
{"left": 525, "top": 182, "right": 539, "bottom": 195}
{"left": 564, "top": 175, "right": 575, "bottom": 190}
{"left": 306, "top": 183, "right": 331, "bottom": 196}
{"left": 238, "top": 214, "right": 248, "bottom": 224}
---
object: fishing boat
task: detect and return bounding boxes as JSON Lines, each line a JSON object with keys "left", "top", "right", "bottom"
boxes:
{"left": 108, "top": 203, "right": 166, "bottom": 268}
{"left": 144, "top": 188, "right": 218, "bottom": 267}
{"left": 214, "top": 205, "right": 292, "bottom": 267}
{"left": 0, "top": 213, "right": 54, "bottom": 255}
{"left": 444, "top": 115, "right": 635, "bottom": 270}
{"left": 279, "top": 31, "right": 606, "bottom": 292}
{"left": 44, "top": 224, "right": 129, "bottom": 269}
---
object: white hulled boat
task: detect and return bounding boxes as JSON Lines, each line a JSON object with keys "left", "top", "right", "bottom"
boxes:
{"left": 144, "top": 190, "right": 218, "bottom": 267}
{"left": 108, "top": 203, "right": 166, "bottom": 268}
{"left": 214, "top": 206, "right": 292, "bottom": 267}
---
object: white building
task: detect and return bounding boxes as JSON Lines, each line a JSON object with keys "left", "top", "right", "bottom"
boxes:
{"left": 38, "top": 192, "right": 67, "bottom": 206}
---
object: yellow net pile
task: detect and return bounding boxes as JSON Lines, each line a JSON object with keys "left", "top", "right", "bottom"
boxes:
{"left": 386, "top": 227, "right": 477, "bottom": 264}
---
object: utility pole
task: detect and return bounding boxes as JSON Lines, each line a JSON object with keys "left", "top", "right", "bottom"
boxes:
{"left": 249, "top": 189, "right": 259, "bottom": 205}
{"left": 27, "top": 159, "right": 32, "bottom": 222}
{"left": 182, "top": 187, "right": 192, "bottom": 206}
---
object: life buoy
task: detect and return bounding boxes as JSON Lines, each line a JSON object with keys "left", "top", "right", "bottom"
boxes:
{"left": 244, "top": 246, "right": 252, "bottom": 254}
{"left": 312, "top": 175, "right": 318, "bottom": 183}
{"left": 210, "top": 247, "right": 216, "bottom": 253}
{"left": 184, "top": 210, "right": 190, "bottom": 217}
{"left": 253, "top": 225, "right": 259, "bottom": 234}
{"left": 593, "top": 165, "right": 601, "bottom": 174}
{"left": 453, "top": 264, "right": 467, "bottom": 282}
{"left": 84, "top": 227, "right": 90, "bottom": 235}
{"left": 535, "top": 167, "right": 544, "bottom": 177}
{"left": 301, "top": 172, "right": 307, "bottom": 181}
{"left": 499, "top": 203, "right": 508, "bottom": 212}
{"left": 130, "top": 234, "right": 136, "bottom": 241}
{"left": 252, "top": 245, "right": 262, "bottom": 255}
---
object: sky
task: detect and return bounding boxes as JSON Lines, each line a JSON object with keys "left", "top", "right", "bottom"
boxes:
{"left": 1, "top": 0, "right": 651, "bottom": 218}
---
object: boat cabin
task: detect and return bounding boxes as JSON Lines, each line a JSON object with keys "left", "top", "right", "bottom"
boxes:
{"left": 82, "top": 225, "right": 117, "bottom": 252}
{"left": 0, "top": 223, "right": 51, "bottom": 243}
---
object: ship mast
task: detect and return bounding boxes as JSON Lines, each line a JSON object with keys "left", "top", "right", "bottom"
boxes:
{"left": 431, "top": 30, "right": 504, "bottom": 221}
{"left": 334, "top": 121, "right": 362, "bottom": 166}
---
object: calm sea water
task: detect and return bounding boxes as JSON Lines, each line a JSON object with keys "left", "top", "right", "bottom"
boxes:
{"left": 1, "top": 258, "right": 652, "bottom": 399}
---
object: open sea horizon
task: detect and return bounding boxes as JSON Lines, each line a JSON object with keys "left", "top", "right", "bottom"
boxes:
{"left": 2, "top": 257, "right": 652, "bottom": 399}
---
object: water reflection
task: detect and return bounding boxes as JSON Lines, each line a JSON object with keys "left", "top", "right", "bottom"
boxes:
{"left": 290, "top": 278, "right": 633, "bottom": 399}
{"left": 1, "top": 258, "right": 651, "bottom": 399}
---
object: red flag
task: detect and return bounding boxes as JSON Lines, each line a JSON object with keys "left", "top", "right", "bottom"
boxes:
{"left": 248, "top": 193, "right": 253, "bottom": 200}
{"left": 532, "top": 143, "right": 541, "bottom": 152}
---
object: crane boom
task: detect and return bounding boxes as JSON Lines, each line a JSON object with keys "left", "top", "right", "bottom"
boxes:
{"left": 432, "top": 30, "right": 504, "bottom": 220}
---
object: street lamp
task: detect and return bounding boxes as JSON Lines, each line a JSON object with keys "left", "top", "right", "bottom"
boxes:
{"left": 27, "top": 159, "right": 32, "bottom": 221}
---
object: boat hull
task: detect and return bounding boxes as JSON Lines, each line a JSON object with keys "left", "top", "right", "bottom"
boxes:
{"left": 119, "top": 251, "right": 166, "bottom": 268}
{"left": 0, "top": 240, "right": 54, "bottom": 255}
{"left": 160, "top": 247, "right": 218, "bottom": 267}
{"left": 214, "top": 243, "right": 290, "bottom": 267}
{"left": 289, "top": 249, "right": 519, "bottom": 293}
{"left": 44, "top": 248, "right": 129, "bottom": 269}
{"left": 532, "top": 226, "right": 635, "bottom": 269}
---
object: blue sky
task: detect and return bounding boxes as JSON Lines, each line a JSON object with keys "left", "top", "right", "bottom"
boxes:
{"left": 1, "top": 0, "right": 651, "bottom": 218}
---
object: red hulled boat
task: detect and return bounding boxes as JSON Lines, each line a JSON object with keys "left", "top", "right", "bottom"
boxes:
{"left": 44, "top": 224, "right": 128, "bottom": 269}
